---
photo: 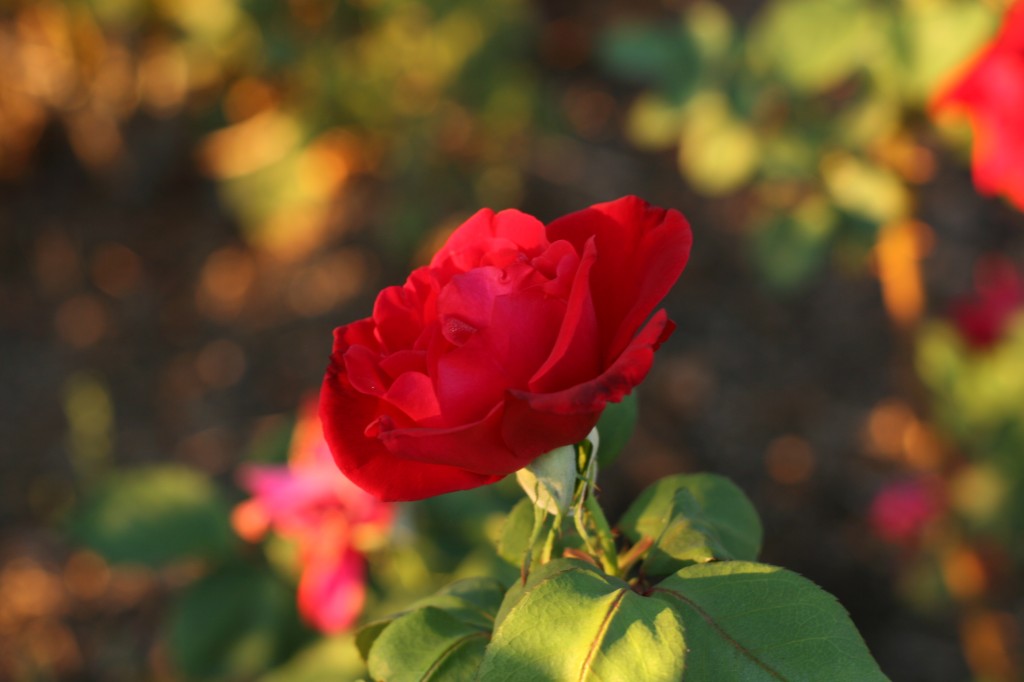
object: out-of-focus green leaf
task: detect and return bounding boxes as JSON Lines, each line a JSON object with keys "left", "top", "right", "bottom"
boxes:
{"left": 686, "top": 1, "right": 734, "bottom": 62}
{"left": 678, "top": 91, "right": 759, "bottom": 195}
{"left": 480, "top": 558, "right": 687, "bottom": 681}
{"left": 896, "top": 0, "right": 999, "bottom": 103}
{"left": 259, "top": 635, "right": 366, "bottom": 682}
{"left": 748, "top": 0, "right": 879, "bottom": 93}
{"left": 751, "top": 196, "right": 837, "bottom": 292}
{"left": 618, "top": 473, "right": 762, "bottom": 570}
{"left": 69, "top": 465, "right": 235, "bottom": 568}
{"left": 626, "top": 94, "right": 683, "bottom": 151}
{"left": 599, "top": 24, "right": 701, "bottom": 101}
{"left": 166, "top": 561, "right": 308, "bottom": 680}
{"left": 655, "top": 561, "right": 889, "bottom": 680}
{"left": 596, "top": 392, "right": 638, "bottom": 468}
{"left": 823, "top": 154, "right": 910, "bottom": 223}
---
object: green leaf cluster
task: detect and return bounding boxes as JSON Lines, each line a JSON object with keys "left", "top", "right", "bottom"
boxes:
{"left": 601, "top": 0, "right": 1000, "bottom": 291}
{"left": 358, "top": 473, "right": 888, "bottom": 680}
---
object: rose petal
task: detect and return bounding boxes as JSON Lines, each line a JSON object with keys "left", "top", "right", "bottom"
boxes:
{"left": 529, "top": 236, "right": 601, "bottom": 393}
{"left": 377, "top": 401, "right": 523, "bottom": 476}
{"left": 384, "top": 371, "right": 442, "bottom": 424}
{"left": 297, "top": 546, "right": 366, "bottom": 633}
{"left": 932, "top": 3, "right": 1024, "bottom": 211}
{"left": 511, "top": 309, "right": 675, "bottom": 415}
{"left": 321, "top": 369, "right": 502, "bottom": 500}
{"left": 546, "top": 196, "right": 692, "bottom": 362}
{"left": 431, "top": 208, "right": 548, "bottom": 271}
{"left": 343, "top": 345, "right": 388, "bottom": 397}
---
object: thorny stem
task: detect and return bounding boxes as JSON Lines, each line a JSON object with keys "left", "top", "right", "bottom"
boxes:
{"left": 521, "top": 500, "right": 549, "bottom": 584}
{"left": 523, "top": 431, "right": 628, "bottom": 579}
{"left": 583, "top": 491, "right": 619, "bottom": 576}
{"left": 616, "top": 535, "right": 654, "bottom": 576}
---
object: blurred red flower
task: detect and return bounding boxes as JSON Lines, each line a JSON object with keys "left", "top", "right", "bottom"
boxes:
{"left": 951, "top": 256, "right": 1024, "bottom": 348}
{"left": 232, "top": 397, "right": 394, "bottom": 633}
{"left": 869, "top": 478, "right": 942, "bottom": 547}
{"left": 320, "top": 196, "right": 692, "bottom": 501}
{"left": 933, "top": 1, "right": 1024, "bottom": 211}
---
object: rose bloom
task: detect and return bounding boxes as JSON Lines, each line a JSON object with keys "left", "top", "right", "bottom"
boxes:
{"left": 932, "top": 1, "right": 1024, "bottom": 211}
{"left": 951, "top": 256, "right": 1024, "bottom": 348}
{"left": 232, "top": 398, "right": 394, "bottom": 633}
{"left": 869, "top": 479, "right": 942, "bottom": 548}
{"left": 321, "top": 196, "right": 692, "bottom": 501}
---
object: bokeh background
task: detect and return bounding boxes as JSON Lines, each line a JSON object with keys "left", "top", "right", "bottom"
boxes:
{"left": 1, "top": 0, "right": 1023, "bottom": 680}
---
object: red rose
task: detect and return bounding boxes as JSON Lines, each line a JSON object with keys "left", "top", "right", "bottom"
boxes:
{"left": 932, "top": 1, "right": 1024, "bottom": 211}
{"left": 320, "top": 196, "right": 692, "bottom": 501}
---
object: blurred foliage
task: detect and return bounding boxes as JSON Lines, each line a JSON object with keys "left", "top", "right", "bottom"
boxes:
{"left": 601, "top": 0, "right": 1000, "bottom": 293}
{"left": 917, "top": 315, "right": 1024, "bottom": 551}
{"left": 860, "top": 262, "right": 1024, "bottom": 681}
{"left": 63, "top": 407, "right": 520, "bottom": 680}
{"left": 0, "top": 0, "right": 540, "bottom": 258}
{"left": 69, "top": 464, "right": 236, "bottom": 567}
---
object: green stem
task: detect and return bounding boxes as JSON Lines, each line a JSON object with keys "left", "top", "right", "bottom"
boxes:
{"left": 520, "top": 503, "right": 549, "bottom": 584}
{"left": 584, "top": 492, "right": 619, "bottom": 576}
{"left": 540, "top": 511, "right": 561, "bottom": 564}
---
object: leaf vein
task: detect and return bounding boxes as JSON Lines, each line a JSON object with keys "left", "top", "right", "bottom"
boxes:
{"left": 650, "top": 587, "right": 790, "bottom": 682}
{"left": 577, "top": 588, "right": 628, "bottom": 682}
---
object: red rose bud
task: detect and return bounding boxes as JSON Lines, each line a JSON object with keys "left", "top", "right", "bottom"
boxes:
{"left": 320, "top": 196, "right": 692, "bottom": 501}
{"left": 950, "top": 256, "right": 1024, "bottom": 348}
{"left": 932, "top": 1, "right": 1024, "bottom": 211}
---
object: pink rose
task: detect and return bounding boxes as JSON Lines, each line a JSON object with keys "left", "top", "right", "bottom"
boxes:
{"left": 232, "top": 397, "right": 394, "bottom": 633}
{"left": 869, "top": 479, "right": 942, "bottom": 547}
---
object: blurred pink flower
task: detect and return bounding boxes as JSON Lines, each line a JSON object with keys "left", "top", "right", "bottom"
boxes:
{"left": 950, "top": 257, "right": 1024, "bottom": 348}
{"left": 932, "top": 1, "right": 1024, "bottom": 211}
{"left": 869, "top": 479, "right": 942, "bottom": 547}
{"left": 232, "top": 397, "right": 394, "bottom": 633}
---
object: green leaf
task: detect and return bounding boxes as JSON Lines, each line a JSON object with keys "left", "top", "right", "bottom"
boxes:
{"left": 364, "top": 577, "right": 504, "bottom": 682}
{"left": 822, "top": 155, "right": 910, "bottom": 224}
{"left": 751, "top": 197, "right": 837, "bottom": 292}
{"left": 480, "top": 559, "right": 686, "bottom": 681}
{"left": 358, "top": 577, "right": 505, "bottom": 659}
{"left": 678, "top": 91, "right": 760, "bottom": 195}
{"left": 355, "top": 620, "right": 391, "bottom": 662}
{"left": 68, "top": 465, "right": 235, "bottom": 567}
{"left": 626, "top": 94, "right": 684, "bottom": 151}
{"left": 368, "top": 607, "right": 489, "bottom": 682}
{"left": 166, "top": 561, "right": 307, "bottom": 680}
{"left": 748, "top": 0, "right": 878, "bottom": 93}
{"left": 596, "top": 392, "right": 638, "bottom": 468}
{"left": 651, "top": 562, "right": 890, "bottom": 681}
{"left": 618, "top": 473, "right": 762, "bottom": 572}
{"left": 496, "top": 498, "right": 537, "bottom": 566}
{"left": 896, "top": 0, "right": 999, "bottom": 103}
{"left": 482, "top": 559, "right": 887, "bottom": 681}
{"left": 599, "top": 24, "right": 701, "bottom": 101}
{"left": 258, "top": 635, "right": 366, "bottom": 682}
{"left": 515, "top": 444, "right": 576, "bottom": 515}
{"left": 645, "top": 490, "right": 728, "bottom": 572}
